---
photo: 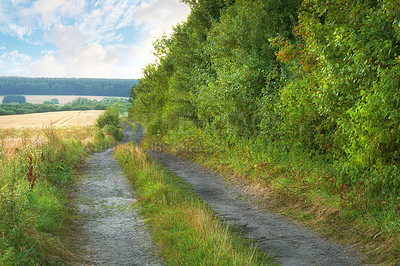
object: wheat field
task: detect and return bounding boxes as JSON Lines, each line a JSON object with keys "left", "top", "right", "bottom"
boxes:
{"left": 0, "top": 110, "right": 104, "bottom": 129}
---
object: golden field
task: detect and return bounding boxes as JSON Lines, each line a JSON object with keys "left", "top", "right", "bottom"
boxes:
{"left": 0, "top": 110, "right": 101, "bottom": 160}
{"left": 0, "top": 110, "right": 103, "bottom": 129}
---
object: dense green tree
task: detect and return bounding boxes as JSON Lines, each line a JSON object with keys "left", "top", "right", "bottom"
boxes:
{"left": 196, "top": 0, "right": 301, "bottom": 139}
{"left": 131, "top": 0, "right": 400, "bottom": 194}
{"left": 2, "top": 95, "right": 26, "bottom": 104}
{"left": 274, "top": 0, "right": 400, "bottom": 191}
{"left": 131, "top": 0, "right": 231, "bottom": 133}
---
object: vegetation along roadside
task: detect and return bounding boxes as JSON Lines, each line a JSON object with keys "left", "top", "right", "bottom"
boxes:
{"left": 129, "top": 0, "right": 400, "bottom": 264}
{"left": 114, "top": 143, "right": 274, "bottom": 265}
{"left": 0, "top": 105, "right": 123, "bottom": 264}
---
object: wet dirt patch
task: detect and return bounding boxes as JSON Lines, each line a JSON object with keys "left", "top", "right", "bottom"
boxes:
{"left": 147, "top": 150, "right": 366, "bottom": 266}
{"left": 68, "top": 125, "right": 161, "bottom": 265}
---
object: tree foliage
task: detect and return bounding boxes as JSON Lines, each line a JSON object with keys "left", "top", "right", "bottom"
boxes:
{"left": 131, "top": 0, "right": 400, "bottom": 195}
{"left": 2, "top": 95, "right": 26, "bottom": 104}
{"left": 0, "top": 77, "right": 137, "bottom": 97}
{"left": 273, "top": 0, "right": 400, "bottom": 190}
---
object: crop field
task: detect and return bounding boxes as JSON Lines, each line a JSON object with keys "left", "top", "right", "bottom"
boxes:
{"left": 0, "top": 110, "right": 103, "bottom": 129}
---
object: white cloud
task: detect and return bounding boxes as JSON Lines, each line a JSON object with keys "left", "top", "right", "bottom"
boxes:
{"left": 11, "top": 0, "right": 30, "bottom": 6}
{"left": 78, "top": 0, "right": 138, "bottom": 44}
{"left": 1, "top": 0, "right": 86, "bottom": 42}
{"left": 19, "top": 0, "right": 85, "bottom": 23}
{"left": 19, "top": 0, "right": 64, "bottom": 20}
{"left": 30, "top": 54, "right": 65, "bottom": 76}
{"left": 135, "top": 0, "right": 190, "bottom": 39}
{"left": 0, "top": 50, "right": 32, "bottom": 76}
{"left": 31, "top": 25, "right": 119, "bottom": 78}
{"left": 128, "top": 0, "right": 190, "bottom": 77}
{"left": 0, "top": 0, "right": 191, "bottom": 78}
{"left": 0, "top": 50, "right": 32, "bottom": 63}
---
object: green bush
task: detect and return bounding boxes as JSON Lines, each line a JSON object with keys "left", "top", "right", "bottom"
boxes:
{"left": 96, "top": 104, "right": 122, "bottom": 129}
{"left": 103, "top": 125, "right": 123, "bottom": 141}
{"left": 2, "top": 95, "right": 26, "bottom": 104}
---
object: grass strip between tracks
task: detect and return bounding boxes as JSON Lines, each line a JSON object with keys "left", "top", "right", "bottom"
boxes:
{"left": 114, "top": 143, "right": 274, "bottom": 265}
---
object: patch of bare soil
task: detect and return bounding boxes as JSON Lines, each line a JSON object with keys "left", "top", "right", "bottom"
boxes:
{"left": 68, "top": 125, "right": 162, "bottom": 265}
{"left": 147, "top": 150, "right": 366, "bottom": 266}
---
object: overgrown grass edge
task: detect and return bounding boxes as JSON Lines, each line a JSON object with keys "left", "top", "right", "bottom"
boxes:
{"left": 140, "top": 123, "right": 400, "bottom": 265}
{"left": 114, "top": 143, "right": 274, "bottom": 265}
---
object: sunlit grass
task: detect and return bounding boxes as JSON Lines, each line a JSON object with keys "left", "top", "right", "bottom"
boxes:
{"left": 0, "top": 105, "right": 127, "bottom": 264}
{"left": 0, "top": 126, "right": 90, "bottom": 264}
{"left": 114, "top": 144, "right": 274, "bottom": 265}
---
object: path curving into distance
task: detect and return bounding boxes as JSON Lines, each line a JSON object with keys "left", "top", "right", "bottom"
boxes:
{"left": 69, "top": 122, "right": 365, "bottom": 265}
{"left": 143, "top": 127, "right": 366, "bottom": 265}
{"left": 69, "top": 124, "right": 162, "bottom": 265}
{"left": 148, "top": 151, "right": 365, "bottom": 265}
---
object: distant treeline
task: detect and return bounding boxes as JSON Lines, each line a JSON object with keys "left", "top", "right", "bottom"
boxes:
{"left": 0, "top": 77, "right": 138, "bottom": 97}
{"left": 0, "top": 97, "right": 131, "bottom": 116}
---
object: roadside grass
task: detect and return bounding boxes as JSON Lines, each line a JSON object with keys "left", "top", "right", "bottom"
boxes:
{"left": 122, "top": 117, "right": 138, "bottom": 132}
{"left": 114, "top": 143, "right": 274, "bottom": 265}
{"left": 0, "top": 126, "right": 89, "bottom": 264}
{"left": 140, "top": 122, "right": 400, "bottom": 265}
{"left": 0, "top": 108, "right": 123, "bottom": 264}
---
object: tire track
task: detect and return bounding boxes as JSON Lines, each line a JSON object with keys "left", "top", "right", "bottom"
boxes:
{"left": 146, "top": 149, "right": 366, "bottom": 265}
{"left": 69, "top": 125, "right": 162, "bottom": 265}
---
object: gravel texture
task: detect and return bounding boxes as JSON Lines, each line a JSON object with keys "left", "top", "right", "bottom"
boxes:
{"left": 147, "top": 150, "right": 366, "bottom": 266}
{"left": 69, "top": 124, "right": 162, "bottom": 265}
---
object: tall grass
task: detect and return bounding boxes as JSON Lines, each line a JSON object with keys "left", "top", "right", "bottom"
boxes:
{"left": 141, "top": 122, "right": 400, "bottom": 265}
{"left": 0, "top": 127, "right": 90, "bottom": 264}
{"left": 0, "top": 107, "right": 126, "bottom": 264}
{"left": 114, "top": 144, "right": 274, "bottom": 265}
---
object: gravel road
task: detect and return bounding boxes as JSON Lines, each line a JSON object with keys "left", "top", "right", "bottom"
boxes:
{"left": 68, "top": 124, "right": 162, "bottom": 265}
{"left": 68, "top": 122, "right": 366, "bottom": 265}
{"left": 147, "top": 150, "right": 366, "bottom": 266}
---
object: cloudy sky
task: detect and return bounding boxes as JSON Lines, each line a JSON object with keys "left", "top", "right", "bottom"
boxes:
{"left": 0, "top": 0, "right": 190, "bottom": 78}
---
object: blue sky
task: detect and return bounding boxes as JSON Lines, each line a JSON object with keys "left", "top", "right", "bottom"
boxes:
{"left": 0, "top": 0, "right": 190, "bottom": 78}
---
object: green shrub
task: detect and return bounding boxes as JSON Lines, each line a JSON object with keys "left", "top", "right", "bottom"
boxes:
{"left": 96, "top": 104, "right": 122, "bottom": 129}
{"left": 2, "top": 95, "right": 26, "bottom": 104}
{"left": 103, "top": 125, "right": 123, "bottom": 141}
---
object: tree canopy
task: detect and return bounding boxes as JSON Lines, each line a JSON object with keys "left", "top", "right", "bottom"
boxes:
{"left": 130, "top": 0, "right": 400, "bottom": 195}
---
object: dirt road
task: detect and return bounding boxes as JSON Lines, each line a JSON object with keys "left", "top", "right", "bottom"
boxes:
{"left": 147, "top": 151, "right": 365, "bottom": 265}
{"left": 69, "top": 124, "right": 162, "bottom": 265}
{"left": 68, "top": 123, "right": 365, "bottom": 265}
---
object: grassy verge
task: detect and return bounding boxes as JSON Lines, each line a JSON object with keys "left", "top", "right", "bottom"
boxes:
{"left": 0, "top": 127, "right": 90, "bottom": 265}
{"left": 139, "top": 122, "right": 400, "bottom": 265}
{"left": 0, "top": 106, "right": 124, "bottom": 264}
{"left": 114, "top": 143, "right": 274, "bottom": 265}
